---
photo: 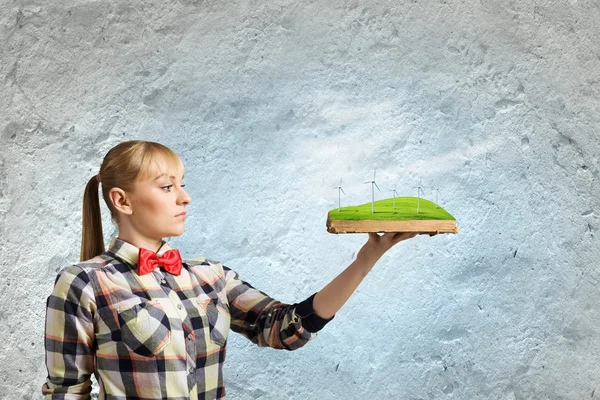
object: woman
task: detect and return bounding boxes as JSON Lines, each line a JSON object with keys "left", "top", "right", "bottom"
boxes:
{"left": 42, "top": 140, "right": 417, "bottom": 399}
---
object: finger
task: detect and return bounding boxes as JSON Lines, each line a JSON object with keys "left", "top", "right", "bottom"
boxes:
{"left": 391, "top": 232, "right": 416, "bottom": 244}
{"left": 367, "top": 232, "right": 380, "bottom": 241}
{"left": 385, "top": 232, "right": 402, "bottom": 242}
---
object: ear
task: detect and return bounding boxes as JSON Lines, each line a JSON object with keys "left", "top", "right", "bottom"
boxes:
{"left": 109, "top": 187, "right": 134, "bottom": 216}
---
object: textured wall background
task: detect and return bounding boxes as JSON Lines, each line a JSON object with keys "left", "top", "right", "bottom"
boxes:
{"left": 1, "top": 0, "right": 599, "bottom": 399}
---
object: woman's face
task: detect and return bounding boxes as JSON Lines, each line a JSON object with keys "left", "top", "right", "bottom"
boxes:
{"left": 126, "top": 163, "right": 192, "bottom": 240}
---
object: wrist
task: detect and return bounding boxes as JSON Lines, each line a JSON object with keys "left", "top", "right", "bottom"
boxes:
{"left": 353, "top": 254, "right": 377, "bottom": 276}
{"left": 356, "top": 245, "right": 383, "bottom": 266}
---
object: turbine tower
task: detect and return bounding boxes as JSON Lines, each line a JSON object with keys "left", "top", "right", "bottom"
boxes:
{"left": 333, "top": 177, "right": 346, "bottom": 212}
{"left": 364, "top": 169, "right": 381, "bottom": 213}
{"left": 390, "top": 182, "right": 399, "bottom": 210}
{"left": 435, "top": 187, "right": 441, "bottom": 209}
{"left": 415, "top": 178, "right": 425, "bottom": 213}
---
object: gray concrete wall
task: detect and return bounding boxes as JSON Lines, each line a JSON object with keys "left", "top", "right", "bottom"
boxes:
{"left": 1, "top": 0, "right": 599, "bottom": 398}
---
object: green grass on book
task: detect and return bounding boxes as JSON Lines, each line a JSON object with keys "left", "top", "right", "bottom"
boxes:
{"left": 328, "top": 197, "right": 455, "bottom": 221}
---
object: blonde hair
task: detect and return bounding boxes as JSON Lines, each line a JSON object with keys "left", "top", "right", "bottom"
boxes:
{"left": 80, "top": 140, "right": 184, "bottom": 261}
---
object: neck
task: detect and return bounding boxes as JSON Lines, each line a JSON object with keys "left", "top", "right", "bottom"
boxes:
{"left": 117, "top": 232, "right": 164, "bottom": 252}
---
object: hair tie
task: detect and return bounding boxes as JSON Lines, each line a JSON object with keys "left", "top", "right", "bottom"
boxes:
{"left": 96, "top": 172, "right": 101, "bottom": 183}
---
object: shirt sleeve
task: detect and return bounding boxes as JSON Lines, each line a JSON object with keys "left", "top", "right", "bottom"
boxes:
{"left": 223, "top": 266, "right": 334, "bottom": 351}
{"left": 42, "top": 265, "right": 96, "bottom": 399}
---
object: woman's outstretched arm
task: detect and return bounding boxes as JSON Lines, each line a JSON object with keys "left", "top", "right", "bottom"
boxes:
{"left": 312, "top": 232, "right": 418, "bottom": 319}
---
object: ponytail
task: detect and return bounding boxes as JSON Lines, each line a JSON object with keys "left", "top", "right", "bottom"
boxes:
{"left": 80, "top": 174, "right": 105, "bottom": 261}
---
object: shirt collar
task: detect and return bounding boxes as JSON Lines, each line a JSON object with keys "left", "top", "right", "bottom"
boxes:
{"left": 107, "top": 237, "right": 173, "bottom": 267}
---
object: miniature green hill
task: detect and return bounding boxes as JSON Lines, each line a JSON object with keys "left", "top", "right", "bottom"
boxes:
{"left": 328, "top": 197, "right": 456, "bottom": 221}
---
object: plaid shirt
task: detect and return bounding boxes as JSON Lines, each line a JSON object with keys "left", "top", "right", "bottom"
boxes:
{"left": 43, "top": 237, "right": 332, "bottom": 399}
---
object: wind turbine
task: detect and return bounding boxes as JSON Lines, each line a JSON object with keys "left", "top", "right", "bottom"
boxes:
{"left": 390, "top": 182, "right": 399, "bottom": 210}
{"left": 364, "top": 169, "right": 381, "bottom": 213}
{"left": 415, "top": 178, "right": 425, "bottom": 213}
{"left": 435, "top": 187, "right": 441, "bottom": 209}
{"left": 333, "top": 177, "right": 346, "bottom": 212}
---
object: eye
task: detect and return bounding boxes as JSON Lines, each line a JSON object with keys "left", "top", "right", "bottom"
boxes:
{"left": 161, "top": 184, "right": 185, "bottom": 191}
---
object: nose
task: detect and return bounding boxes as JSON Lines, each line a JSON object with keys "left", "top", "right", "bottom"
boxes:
{"left": 178, "top": 186, "right": 192, "bottom": 205}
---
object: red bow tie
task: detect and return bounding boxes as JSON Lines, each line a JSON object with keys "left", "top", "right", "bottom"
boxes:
{"left": 138, "top": 248, "right": 182, "bottom": 276}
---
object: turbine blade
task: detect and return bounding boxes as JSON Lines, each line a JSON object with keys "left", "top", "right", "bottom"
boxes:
{"left": 341, "top": 188, "right": 346, "bottom": 195}
{"left": 374, "top": 182, "right": 381, "bottom": 192}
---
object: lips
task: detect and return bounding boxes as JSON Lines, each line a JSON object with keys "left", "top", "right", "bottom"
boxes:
{"left": 175, "top": 212, "right": 187, "bottom": 217}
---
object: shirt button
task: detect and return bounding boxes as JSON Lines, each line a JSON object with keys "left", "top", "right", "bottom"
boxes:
{"left": 187, "top": 333, "right": 193, "bottom": 340}
{"left": 177, "top": 304, "right": 183, "bottom": 310}
{"left": 196, "top": 299, "right": 201, "bottom": 305}
{"left": 189, "top": 367, "right": 194, "bottom": 374}
{"left": 161, "top": 279, "right": 167, "bottom": 285}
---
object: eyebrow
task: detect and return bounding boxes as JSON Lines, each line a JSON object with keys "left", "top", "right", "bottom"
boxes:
{"left": 154, "top": 173, "right": 185, "bottom": 181}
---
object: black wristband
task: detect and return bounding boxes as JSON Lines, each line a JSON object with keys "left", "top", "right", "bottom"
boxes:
{"left": 294, "top": 293, "right": 335, "bottom": 333}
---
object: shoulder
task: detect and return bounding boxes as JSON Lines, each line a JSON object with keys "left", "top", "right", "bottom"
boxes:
{"left": 184, "top": 255, "right": 227, "bottom": 278}
{"left": 52, "top": 254, "right": 118, "bottom": 287}
{"left": 184, "top": 256, "right": 236, "bottom": 294}
{"left": 51, "top": 257, "right": 109, "bottom": 301}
